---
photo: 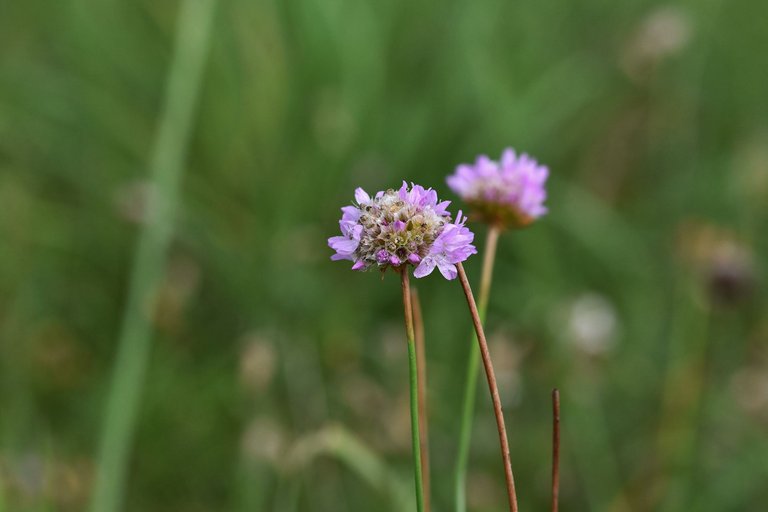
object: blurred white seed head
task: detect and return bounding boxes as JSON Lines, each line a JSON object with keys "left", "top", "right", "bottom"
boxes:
{"left": 708, "top": 239, "right": 756, "bottom": 306}
{"left": 239, "top": 333, "right": 277, "bottom": 394}
{"left": 676, "top": 221, "right": 757, "bottom": 307}
{"left": 241, "top": 417, "right": 285, "bottom": 463}
{"left": 731, "top": 368, "right": 768, "bottom": 422}
{"left": 153, "top": 254, "right": 201, "bottom": 333}
{"left": 566, "top": 293, "right": 619, "bottom": 356}
{"left": 622, "top": 6, "right": 692, "bottom": 82}
{"left": 113, "top": 180, "right": 155, "bottom": 224}
{"left": 488, "top": 331, "right": 524, "bottom": 407}
{"left": 733, "top": 133, "right": 768, "bottom": 207}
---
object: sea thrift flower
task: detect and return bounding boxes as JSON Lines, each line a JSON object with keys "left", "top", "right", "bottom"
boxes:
{"left": 328, "top": 182, "right": 477, "bottom": 279}
{"left": 447, "top": 148, "right": 549, "bottom": 228}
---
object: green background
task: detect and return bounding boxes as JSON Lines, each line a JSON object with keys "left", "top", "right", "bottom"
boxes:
{"left": 1, "top": 0, "right": 767, "bottom": 510}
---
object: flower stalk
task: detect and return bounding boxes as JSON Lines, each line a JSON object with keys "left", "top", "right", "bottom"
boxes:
{"left": 456, "top": 261, "right": 518, "bottom": 512}
{"left": 401, "top": 268, "right": 426, "bottom": 512}
{"left": 411, "top": 287, "right": 431, "bottom": 512}
{"left": 552, "top": 388, "right": 561, "bottom": 512}
{"left": 454, "top": 224, "right": 501, "bottom": 512}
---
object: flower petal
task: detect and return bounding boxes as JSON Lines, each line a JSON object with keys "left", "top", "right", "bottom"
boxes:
{"left": 413, "top": 257, "right": 436, "bottom": 278}
{"left": 355, "top": 187, "right": 371, "bottom": 205}
{"left": 437, "top": 259, "right": 458, "bottom": 280}
{"left": 398, "top": 181, "right": 409, "bottom": 201}
{"left": 328, "top": 236, "right": 359, "bottom": 254}
{"left": 341, "top": 205, "right": 361, "bottom": 222}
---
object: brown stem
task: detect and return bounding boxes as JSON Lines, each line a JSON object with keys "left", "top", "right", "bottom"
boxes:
{"left": 552, "top": 388, "right": 561, "bottom": 512}
{"left": 411, "top": 287, "right": 431, "bottom": 512}
{"left": 455, "top": 262, "right": 519, "bottom": 512}
{"left": 455, "top": 225, "right": 503, "bottom": 512}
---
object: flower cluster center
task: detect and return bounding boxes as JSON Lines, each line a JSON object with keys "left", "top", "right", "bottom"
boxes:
{"left": 356, "top": 190, "right": 447, "bottom": 267}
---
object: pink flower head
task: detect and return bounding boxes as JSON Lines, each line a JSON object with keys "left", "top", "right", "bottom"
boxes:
{"left": 328, "top": 182, "right": 477, "bottom": 279}
{"left": 447, "top": 148, "right": 549, "bottom": 228}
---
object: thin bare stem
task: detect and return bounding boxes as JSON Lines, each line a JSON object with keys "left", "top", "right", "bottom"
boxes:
{"left": 552, "top": 388, "right": 561, "bottom": 512}
{"left": 478, "top": 225, "right": 501, "bottom": 307}
{"left": 400, "top": 269, "right": 426, "bottom": 512}
{"left": 411, "top": 287, "right": 431, "bottom": 512}
{"left": 455, "top": 225, "right": 501, "bottom": 512}
{"left": 456, "top": 262, "right": 518, "bottom": 512}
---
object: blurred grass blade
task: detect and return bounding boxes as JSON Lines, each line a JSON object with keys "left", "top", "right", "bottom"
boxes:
{"left": 286, "top": 425, "right": 414, "bottom": 512}
{"left": 88, "top": 1, "right": 216, "bottom": 511}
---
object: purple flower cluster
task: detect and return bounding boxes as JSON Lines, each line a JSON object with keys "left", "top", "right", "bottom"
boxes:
{"left": 328, "top": 182, "right": 477, "bottom": 279}
{"left": 447, "top": 148, "right": 548, "bottom": 228}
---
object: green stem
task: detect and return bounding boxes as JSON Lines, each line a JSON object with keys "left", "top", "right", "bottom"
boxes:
{"left": 401, "top": 269, "right": 425, "bottom": 512}
{"left": 88, "top": 1, "right": 216, "bottom": 511}
{"left": 411, "top": 287, "right": 431, "bottom": 512}
{"left": 455, "top": 225, "right": 501, "bottom": 512}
